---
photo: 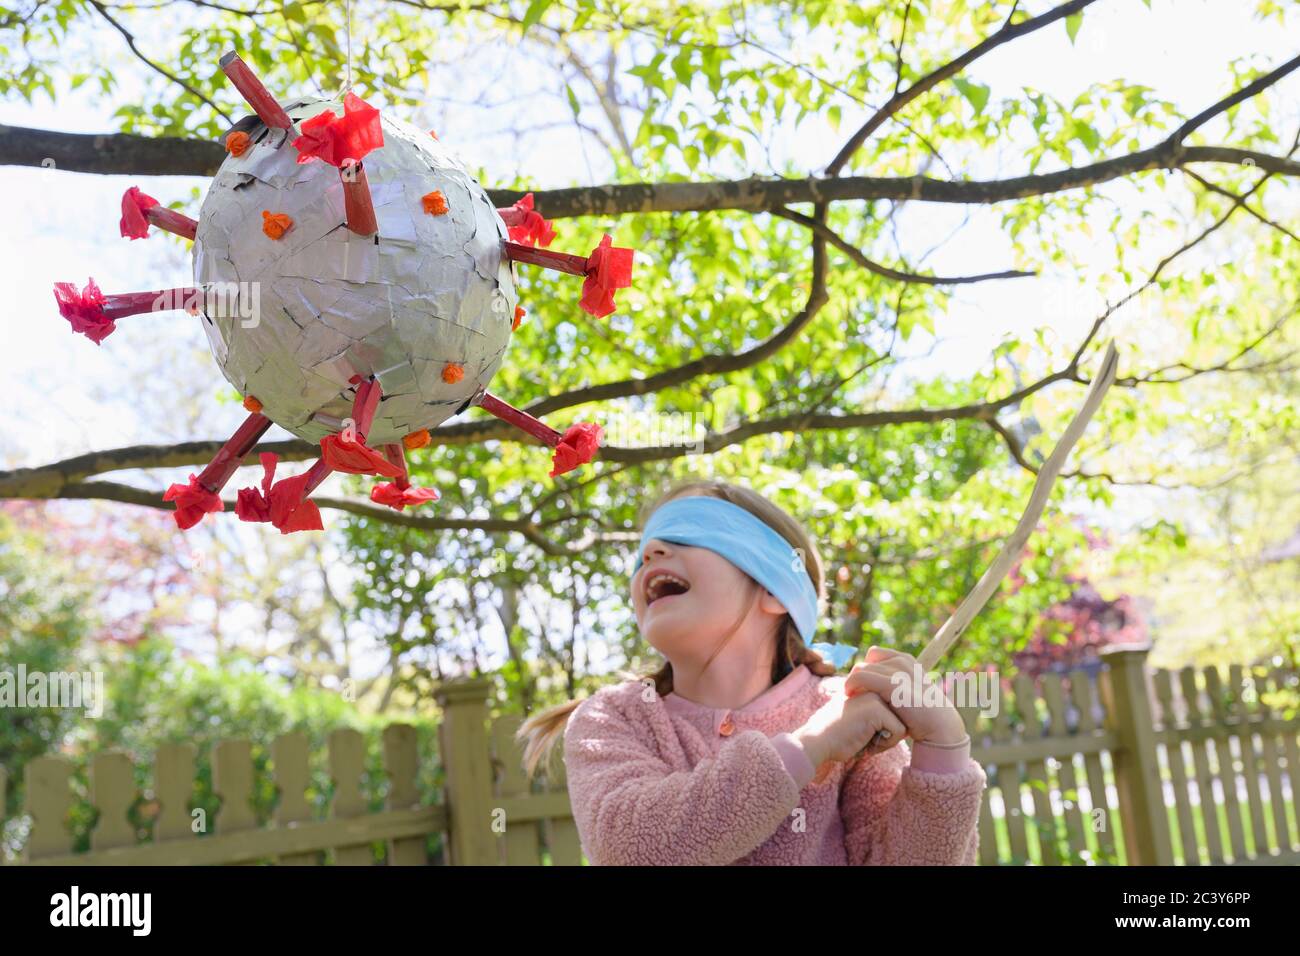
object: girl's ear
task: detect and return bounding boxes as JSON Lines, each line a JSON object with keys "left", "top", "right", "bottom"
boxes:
{"left": 758, "top": 589, "right": 788, "bottom": 617}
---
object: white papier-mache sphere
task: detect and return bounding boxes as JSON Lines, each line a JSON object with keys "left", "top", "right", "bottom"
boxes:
{"left": 192, "top": 96, "right": 517, "bottom": 445}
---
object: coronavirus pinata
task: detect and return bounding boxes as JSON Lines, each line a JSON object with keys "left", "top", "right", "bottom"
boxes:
{"left": 52, "top": 51, "right": 634, "bottom": 534}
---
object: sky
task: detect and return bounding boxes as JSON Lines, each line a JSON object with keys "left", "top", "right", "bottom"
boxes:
{"left": 0, "top": 0, "right": 1296, "bottom": 675}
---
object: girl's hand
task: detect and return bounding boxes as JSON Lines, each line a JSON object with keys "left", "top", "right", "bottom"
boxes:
{"left": 791, "top": 689, "right": 907, "bottom": 767}
{"left": 843, "top": 647, "right": 968, "bottom": 746}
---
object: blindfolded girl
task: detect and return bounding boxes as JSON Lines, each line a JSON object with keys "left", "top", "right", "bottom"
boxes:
{"left": 518, "top": 479, "right": 986, "bottom": 865}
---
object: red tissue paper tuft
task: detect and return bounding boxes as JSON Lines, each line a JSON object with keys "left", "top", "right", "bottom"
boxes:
{"left": 506, "top": 193, "right": 557, "bottom": 248}
{"left": 53, "top": 278, "right": 116, "bottom": 344}
{"left": 162, "top": 474, "right": 224, "bottom": 530}
{"left": 235, "top": 452, "right": 323, "bottom": 534}
{"left": 549, "top": 422, "right": 604, "bottom": 477}
{"left": 292, "top": 92, "right": 385, "bottom": 167}
{"left": 320, "top": 432, "right": 405, "bottom": 477}
{"left": 581, "top": 234, "right": 634, "bottom": 318}
{"left": 370, "top": 482, "right": 441, "bottom": 512}
{"left": 120, "top": 186, "right": 159, "bottom": 240}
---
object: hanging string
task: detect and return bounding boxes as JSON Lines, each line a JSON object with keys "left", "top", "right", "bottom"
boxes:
{"left": 334, "top": 0, "right": 354, "bottom": 98}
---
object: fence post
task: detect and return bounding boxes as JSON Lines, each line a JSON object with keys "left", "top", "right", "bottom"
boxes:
{"left": 1099, "top": 644, "right": 1174, "bottom": 865}
{"left": 436, "top": 678, "right": 499, "bottom": 865}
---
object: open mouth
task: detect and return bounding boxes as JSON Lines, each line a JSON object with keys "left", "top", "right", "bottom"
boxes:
{"left": 644, "top": 569, "right": 691, "bottom": 606}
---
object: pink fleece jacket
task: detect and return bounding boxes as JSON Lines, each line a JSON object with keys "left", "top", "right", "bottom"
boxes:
{"left": 562, "top": 663, "right": 987, "bottom": 865}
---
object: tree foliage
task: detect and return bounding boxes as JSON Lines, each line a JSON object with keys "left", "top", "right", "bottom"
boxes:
{"left": 1, "top": 0, "right": 1297, "bottom": 715}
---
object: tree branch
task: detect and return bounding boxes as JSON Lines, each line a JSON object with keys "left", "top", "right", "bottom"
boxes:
{"left": 772, "top": 206, "right": 1034, "bottom": 284}
{"left": 88, "top": 0, "right": 235, "bottom": 125}
{"left": 6, "top": 122, "right": 1300, "bottom": 212}
{"left": 0, "top": 363, "right": 1078, "bottom": 502}
{"left": 1182, "top": 168, "right": 1300, "bottom": 244}
{"left": 826, "top": 0, "right": 1100, "bottom": 175}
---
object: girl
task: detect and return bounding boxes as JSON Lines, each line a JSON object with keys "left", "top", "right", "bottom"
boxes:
{"left": 518, "top": 479, "right": 986, "bottom": 865}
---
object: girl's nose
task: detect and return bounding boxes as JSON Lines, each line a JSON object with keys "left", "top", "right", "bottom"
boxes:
{"left": 642, "top": 538, "right": 673, "bottom": 563}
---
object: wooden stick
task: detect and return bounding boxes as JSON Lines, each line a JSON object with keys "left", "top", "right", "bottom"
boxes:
{"left": 814, "top": 341, "right": 1121, "bottom": 781}
{"left": 917, "top": 341, "right": 1120, "bottom": 671}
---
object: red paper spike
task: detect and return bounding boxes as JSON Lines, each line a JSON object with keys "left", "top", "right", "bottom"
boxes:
{"left": 120, "top": 186, "right": 160, "bottom": 240}
{"left": 581, "top": 234, "right": 635, "bottom": 318}
{"left": 502, "top": 241, "right": 587, "bottom": 275}
{"left": 53, "top": 279, "right": 113, "bottom": 343}
{"left": 53, "top": 281, "right": 205, "bottom": 343}
{"left": 500, "top": 193, "right": 557, "bottom": 248}
{"left": 320, "top": 433, "right": 405, "bottom": 476}
{"left": 234, "top": 452, "right": 277, "bottom": 523}
{"left": 502, "top": 234, "right": 634, "bottom": 317}
{"left": 298, "top": 458, "right": 334, "bottom": 499}
{"left": 371, "top": 442, "right": 441, "bottom": 512}
{"left": 478, "top": 391, "right": 562, "bottom": 447}
{"left": 268, "top": 472, "right": 323, "bottom": 533}
{"left": 100, "top": 288, "right": 201, "bottom": 319}
{"left": 347, "top": 375, "right": 383, "bottom": 437}
{"left": 147, "top": 206, "right": 199, "bottom": 241}
{"left": 162, "top": 475, "right": 224, "bottom": 530}
{"left": 165, "top": 411, "right": 270, "bottom": 531}
{"left": 196, "top": 411, "right": 273, "bottom": 492}
{"left": 380, "top": 442, "right": 410, "bottom": 489}
{"left": 550, "top": 422, "right": 604, "bottom": 477}
{"left": 235, "top": 453, "right": 323, "bottom": 534}
{"left": 316, "top": 376, "right": 402, "bottom": 476}
{"left": 120, "top": 187, "right": 200, "bottom": 241}
{"left": 292, "top": 92, "right": 384, "bottom": 167}
{"left": 340, "top": 161, "right": 378, "bottom": 236}
{"left": 371, "top": 443, "right": 440, "bottom": 510}
{"left": 220, "top": 51, "right": 294, "bottom": 130}
{"left": 477, "top": 393, "right": 603, "bottom": 478}
{"left": 370, "top": 483, "right": 441, "bottom": 511}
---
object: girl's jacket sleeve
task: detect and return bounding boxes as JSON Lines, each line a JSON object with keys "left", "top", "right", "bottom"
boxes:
{"left": 839, "top": 740, "right": 987, "bottom": 865}
{"left": 562, "top": 689, "right": 803, "bottom": 866}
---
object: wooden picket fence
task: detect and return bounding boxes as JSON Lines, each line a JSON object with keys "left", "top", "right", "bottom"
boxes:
{"left": 2, "top": 645, "right": 1298, "bottom": 865}
{"left": 963, "top": 646, "right": 1300, "bottom": 865}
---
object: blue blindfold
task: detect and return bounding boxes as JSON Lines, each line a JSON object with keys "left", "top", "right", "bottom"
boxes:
{"left": 633, "top": 496, "right": 820, "bottom": 642}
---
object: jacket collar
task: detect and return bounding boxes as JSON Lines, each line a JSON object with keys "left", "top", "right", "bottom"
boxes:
{"left": 662, "top": 663, "right": 813, "bottom": 720}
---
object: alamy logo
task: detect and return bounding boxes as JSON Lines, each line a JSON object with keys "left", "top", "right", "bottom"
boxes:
{"left": 0, "top": 665, "right": 104, "bottom": 718}
{"left": 890, "top": 662, "right": 1000, "bottom": 717}
{"left": 49, "top": 886, "right": 151, "bottom": 936}
{"left": 153, "top": 282, "right": 261, "bottom": 328}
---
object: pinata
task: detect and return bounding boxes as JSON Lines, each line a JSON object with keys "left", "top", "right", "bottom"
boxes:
{"left": 53, "top": 52, "right": 635, "bottom": 534}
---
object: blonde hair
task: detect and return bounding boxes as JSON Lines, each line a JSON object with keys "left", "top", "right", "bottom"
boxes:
{"left": 516, "top": 479, "right": 833, "bottom": 780}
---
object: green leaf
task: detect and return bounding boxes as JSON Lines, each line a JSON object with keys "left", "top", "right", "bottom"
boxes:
{"left": 1065, "top": 12, "right": 1083, "bottom": 45}
{"left": 1122, "top": 86, "right": 1148, "bottom": 118}
{"left": 671, "top": 49, "right": 693, "bottom": 87}
{"left": 952, "top": 77, "right": 989, "bottom": 115}
{"left": 1070, "top": 118, "right": 1100, "bottom": 152}
{"left": 521, "top": 0, "right": 552, "bottom": 32}
{"left": 564, "top": 83, "right": 581, "bottom": 119}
